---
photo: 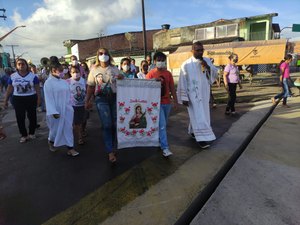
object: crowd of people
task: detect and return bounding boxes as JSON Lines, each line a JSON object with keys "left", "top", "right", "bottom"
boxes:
{"left": 0, "top": 41, "right": 294, "bottom": 163}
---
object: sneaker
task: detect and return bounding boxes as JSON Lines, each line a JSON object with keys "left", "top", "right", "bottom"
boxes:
{"left": 212, "top": 103, "right": 217, "bottom": 108}
{"left": 225, "top": 111, "right": 230, "bottom": 115}
{"left": 20, "top": 136, "right": 28, "bottom": 143}
{"left": 162, "top": 148, "right": 173, "bottom": 157}
{"left": 48, "top": 141, "right": 57, "bottom": 152}
{"left": 28, "top": 134, "right": 36, "bottom": 140}
{"left": 198, "top": 141, "right": 210, "bottom": 149}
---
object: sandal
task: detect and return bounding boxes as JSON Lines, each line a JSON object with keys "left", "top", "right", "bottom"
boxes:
{"left": 67, "top": 149, "right": 79, "bottom": 157}
{"left": 108, "top": 152, "right": 117, "bottom": 163}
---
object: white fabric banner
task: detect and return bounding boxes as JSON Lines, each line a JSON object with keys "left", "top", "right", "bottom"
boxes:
{"left": 117, "top": 79, "right": 161, "bottom": 149}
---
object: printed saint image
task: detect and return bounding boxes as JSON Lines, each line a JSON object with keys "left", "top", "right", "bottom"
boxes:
{"left": 129, "top": 104, "right": 147, "bottom": 129}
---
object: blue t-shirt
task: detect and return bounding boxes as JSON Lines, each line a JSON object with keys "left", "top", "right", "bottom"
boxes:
{"left": 8, "top": 71, "right": 39, "bottom": 96}
{"left": 121, "top": 71, "right": 136, "bottom": 79}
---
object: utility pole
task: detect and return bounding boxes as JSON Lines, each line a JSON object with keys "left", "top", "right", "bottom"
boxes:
{"left": 141, "top": 0, "right": 147, "bottom": 59}
{"left": 6, "top": 45, "right": 18, "bottom": 67}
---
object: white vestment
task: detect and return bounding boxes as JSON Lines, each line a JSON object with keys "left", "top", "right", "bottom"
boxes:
{"left": 44, "top": 75, "right": 74, "bottom": 147}
{"left": 177, "top": 56, "right": 218, "bottom": 142}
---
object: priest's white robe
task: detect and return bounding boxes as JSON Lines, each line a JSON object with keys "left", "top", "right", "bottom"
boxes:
{"left": 44, "top": 75, "right": 74, "bottom": 147}
{"left": 177, "top": 56, "right": 218, "bottom": 142}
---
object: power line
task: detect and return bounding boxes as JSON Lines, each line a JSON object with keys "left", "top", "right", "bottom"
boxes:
{"left": 0, "top": 8, "right": 6, "bottom": 20}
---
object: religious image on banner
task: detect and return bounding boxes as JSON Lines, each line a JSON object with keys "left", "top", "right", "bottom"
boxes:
{"left": 117, "top": 79, "right": 161, "bottom": 149}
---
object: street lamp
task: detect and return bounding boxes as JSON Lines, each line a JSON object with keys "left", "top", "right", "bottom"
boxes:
{"left": 0, "top": 25, "right": 26, "bottom": 42}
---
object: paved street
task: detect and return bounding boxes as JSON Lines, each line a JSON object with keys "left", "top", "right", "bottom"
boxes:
{"left": 0, "top": 95, "right": 248, "bottom": 225}
{"left": 0, "top": 79, "right": 299, "bottom": 225}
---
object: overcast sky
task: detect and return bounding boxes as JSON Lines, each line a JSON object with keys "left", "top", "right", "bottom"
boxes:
{"left": 1, "top": 0, "right": 300, "bottom": 65}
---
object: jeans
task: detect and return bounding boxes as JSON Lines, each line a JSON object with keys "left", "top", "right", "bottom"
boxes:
{"left": 95, "top": 95, "right": 116, "bottom": 153}
{"left": 274, "top": 78, "right": 290, "bottom": 105}
{"left": 159, "top": 104, "right": 172, "bottom": 150}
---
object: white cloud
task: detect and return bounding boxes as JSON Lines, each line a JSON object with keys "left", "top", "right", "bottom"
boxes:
{"left": 0, "top": 0, "right": 140, "bottom": 65}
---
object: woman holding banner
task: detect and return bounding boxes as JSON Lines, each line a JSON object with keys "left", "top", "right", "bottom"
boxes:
{"left": 85, "top": 48, "right": 123, "bottom": 163}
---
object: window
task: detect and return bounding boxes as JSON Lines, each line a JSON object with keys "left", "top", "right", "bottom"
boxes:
{"left": 216, "top": 24, "right": 238, "bottom": 38}
{"left": 195, "top": 27, "right": 215, "bottom": 40}
{"left": 195, "top": 28, "right": 205, "bottom": 40}
{"left": 227, "top": 24, "right": 238, "bottom": 36}
{"left": 216, "top": 25, "right": 227, "bottom": 38}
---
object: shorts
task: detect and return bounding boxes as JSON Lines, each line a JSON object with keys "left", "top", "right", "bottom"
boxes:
{"left": 73, "top": 106, "right": 85, "bottom": 125}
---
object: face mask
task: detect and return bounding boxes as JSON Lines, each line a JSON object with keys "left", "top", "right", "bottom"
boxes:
{"left": 156, "top": 61, "right": 166, "bottom": 69}
{"left": 72, "top": 73, "right": 81, "bottom": 79}
{"left": 63, "top": 68, "right": 69, "bottom": 74}
{"left": 98, "top": 54, "right": 109, "bottom": 62}
{"left": 59, "top": 72, "right": 64, "bottom": 78}
{"left": 122, "top": 65, "right": 130, "bottom": 72}
{"left": 233, "top": 58, "right": 238, "bottom": 63}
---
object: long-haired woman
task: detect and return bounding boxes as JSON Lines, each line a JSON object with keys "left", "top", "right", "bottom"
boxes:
{"left": 85, "top": 48, "right": 123, "bottom": 163}
{"left": 3, "top": 58, "right": 41, "bottom": 143}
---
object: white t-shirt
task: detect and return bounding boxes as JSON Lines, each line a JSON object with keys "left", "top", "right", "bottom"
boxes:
{"left": 67, "top": 77, "right": 86, "bottom": 107}
{"left": 9, "top": 72, "right": 39, "bottom": 96}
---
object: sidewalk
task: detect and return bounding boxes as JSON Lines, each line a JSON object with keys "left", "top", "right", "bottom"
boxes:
{"left": 191, "top": 96, "right": 300, "bottom": 225}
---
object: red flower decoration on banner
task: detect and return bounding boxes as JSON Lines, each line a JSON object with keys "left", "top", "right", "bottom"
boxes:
{"left": 118, "top": 101, "right": 125, "bottom": 107}
{"left": 125, "top": 131, "right": 130, "bottom": 136}
{"left": 150, "top": 127, "right": 156, "bottom": 133}
{"left": 139, "top": 129, "right": 145, "bottom": 135}
{"left": 151, "top": 102, "right": 158, "bottom": 109}
{"left": 119, "top": 116, "right": 125, "bottom": 123}
{"left": 131, "top": 129, "right": 137, "bottom": 135}
{"left": 147, "top": 131, "right": 152, "bottom": 136}
{"left": 119, "top": 127, "right": 126, "bottom": 133}
{"left": 151, "top": 116, "right": 157, "bottom": 123}
{"left": 147, "top": 107, "right": 153, "bottom": 114}
{"left": 124, "top": 107, "right": 131, "bottom": 114}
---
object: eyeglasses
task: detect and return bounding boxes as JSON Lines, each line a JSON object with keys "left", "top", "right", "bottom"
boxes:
{"left": 99, "top": 52, "right": 108, "bottom": 56}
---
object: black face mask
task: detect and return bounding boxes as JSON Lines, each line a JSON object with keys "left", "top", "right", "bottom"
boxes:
{"left": 233, "top": 58, "right": 238, "bottom": 63}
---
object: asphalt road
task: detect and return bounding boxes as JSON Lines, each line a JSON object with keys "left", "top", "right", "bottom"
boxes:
{"left": 0, "top": 99, "right": 251, "bottom": 225}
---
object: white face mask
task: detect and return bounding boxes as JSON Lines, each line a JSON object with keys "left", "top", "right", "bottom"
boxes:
{"left": 122, "top": 65, "right": 130, "bottom": 72}
{"left": 156, "top": 61, "right": 166, "bottom": 69}
{"left": 72, "top": 73, "right": 81, "bottom": 79}
{"left": 98, "top": 54, "right": 109, "bottom": 62}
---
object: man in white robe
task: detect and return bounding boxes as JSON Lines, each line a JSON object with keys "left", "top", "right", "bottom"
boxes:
{"left": 44, "top": 73, "right": 75, "bottom": 153}
{"left": 177, "top": 41, "right": 218, "bottom": 149}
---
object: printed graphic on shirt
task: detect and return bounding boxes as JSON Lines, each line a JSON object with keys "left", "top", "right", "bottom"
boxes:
{"left": 15, "top": 78, "right": 34, "bottom": 94}
{"left": 70, "top": 81, "right": 86, "bottom": 106}
{"left": 95, "top": 72, "right": 113, "bottom": 95}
